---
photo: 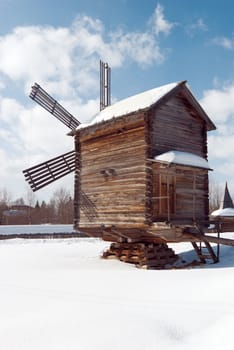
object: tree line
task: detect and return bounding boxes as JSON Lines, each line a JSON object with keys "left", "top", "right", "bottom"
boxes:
{"left": 0, "top": 187, "right": 73, "bottom": 225}
{"left": 0, "top": 180, "right": 227, "bottom": 225}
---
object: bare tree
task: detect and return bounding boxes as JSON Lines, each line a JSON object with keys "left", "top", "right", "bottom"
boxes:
{"left": 52, "top": 187, "right": 73, "bottom": 224}
{"left": 26, "top": 188, "right": 36, "bottom": 208}
{"left": 209, "top": 178, "right": 223, "bottom": 213}
{"left": 0, "top": 188, "right": 11, "bottom": 205}
{"left": 25, "top": 188, "right": 37, "bottom": 224}
{"left": 0, "top": 188, "right": 11, "bottom": 224}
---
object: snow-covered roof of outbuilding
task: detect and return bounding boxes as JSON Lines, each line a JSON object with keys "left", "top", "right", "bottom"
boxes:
{"left": 211, "top": 208, "right": 234, "bottom": 217}
{"left": 211, "top": 182, "right": 234, "bottom": 217}
{"left": 77, "top": 80, "right": 216, "bottom": 131}
{"left": 154, "top": 150, "right": 211, "bottom": 170}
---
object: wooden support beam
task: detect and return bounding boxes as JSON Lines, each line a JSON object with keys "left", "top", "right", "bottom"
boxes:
{"left": 202, "top": 234, "right": 234, "bottom": 247}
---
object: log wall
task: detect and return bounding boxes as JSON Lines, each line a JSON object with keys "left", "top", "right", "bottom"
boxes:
{"left": 149, "top": 92, "right": 209, "bottom": 223}
{"left": 73, "top": 89, "right": 211, "bottom": 239}
{"left": 77, "top": 116, "right": 148, "bottom": 228}
{"left": 151, "top": 93, "right": 207, "bottom": 158}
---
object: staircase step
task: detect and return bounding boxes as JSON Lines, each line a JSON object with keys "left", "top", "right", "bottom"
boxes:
{"left": 198, "top": 254, "right": 213, "bottom": 259}
{"left": 191, "top": 241, "right": 218, "bottom": 263}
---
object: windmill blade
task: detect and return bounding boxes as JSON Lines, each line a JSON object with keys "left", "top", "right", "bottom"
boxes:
{"left": 30, "top": 83, "right": 80, "bottom": 130}
{"left": 23, "top": 150, "right": 78, "bottom": 192}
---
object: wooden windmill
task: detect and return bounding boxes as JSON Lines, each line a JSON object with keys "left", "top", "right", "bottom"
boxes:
{"left": 23, "top": 62, "right": 234, "bottom": 268}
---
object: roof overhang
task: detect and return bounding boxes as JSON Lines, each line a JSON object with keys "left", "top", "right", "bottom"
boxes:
{"left": 76, "top": 80, "right": 216, "bottom": 134}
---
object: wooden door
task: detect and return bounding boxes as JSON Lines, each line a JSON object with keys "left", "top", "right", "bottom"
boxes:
{"left": 153, "top": 172, "right": 175, "bottom": 221}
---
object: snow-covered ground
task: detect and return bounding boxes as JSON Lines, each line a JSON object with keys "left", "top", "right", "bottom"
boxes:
{"left": 0, "top": 230, "right": 234, "bottom": 349}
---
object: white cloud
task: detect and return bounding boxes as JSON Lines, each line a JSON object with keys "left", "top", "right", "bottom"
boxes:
{"left": 151, "top": 3, "right": 174, "bottom": 36}
{"left": 108, "top": 30, "right": 164, "bottom": 66}
{"left": 0, "top": 8, "right": 175, "bottom": 201}
{"left": 0, "top": 26, "right": 71, "bottom": 80}
{"left": 0, "top": 9, "right": 172, "bottom": 99}
{"left": 186, "top": 18, "right": 208, "bottom": 37}
{"left": 200, "top": 83, "right": 234, "bottom": 123}
{"left": 213, "top": 36, "right": 233, "bottom": 50}
{"left": 208, "top": 135, "right": 234, "bottom": 159}
{"left": 200, "top": 82, "right": 234, "bottom": 190}
{"left": 0, "top": 80, "right": 5, "bottom": 90}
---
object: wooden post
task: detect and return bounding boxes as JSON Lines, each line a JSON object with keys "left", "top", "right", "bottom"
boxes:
{"left": 167, "top": 174, "right": 170, "bottom": 222}
{"left": 192, "top": 172, "right": 196, "bottom": 222}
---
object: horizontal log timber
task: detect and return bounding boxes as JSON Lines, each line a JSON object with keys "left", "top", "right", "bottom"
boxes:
{"left": 80, "top": 212, "right": 147, "bottom": 221}
{"left": 82, "top": 192, "right": 146, "bottom": 201}
{"left": 81, "top": 188, "right": 146, "bottom": 199}
{"left": 81, "top": 171, "right": 147, "bottom": 182}
{"left": 152, "top": 131, "right": 203, "bottom": 146}
{"left": 152, "top": 117, "right": 203, "bottom": 132}
{"left": 81, "top": 166, "right": 147, "bottom": 179}
{"left": 80, "top": 195, "right": 146, "bottom": 213}
{"left": 79, "top": 113, "right": 146, "bottom": 141}
{"left": 81, "top": 169, "right": 147, "bottom": 182}
{"left": 81, "top": 150, "right": 146, "bottom": 165}
{"left": 151, "top": 95, "right": 206, "bottom": 158}
{"left": 81, "top": 146, "right": 146, "bottom": 167}
{"left": 79, "top": 218, "right": 147, "bottom": 226}
{"left": 87, "top": 205, "right": 146, "bottom": 213}
{"left": 196, "top": 235, "right": 234, "bottom": 247}
{"left": 81, "top": 125, "right": 145, "bottom": 148}
{"left": 82, "top": 151, "right": 146, "bottom": 167}
{"left": 82, "top": 132, "right": 146, "bottom": 150}
{"left": 82, "top": 181, "right": 146, "bottom": 191}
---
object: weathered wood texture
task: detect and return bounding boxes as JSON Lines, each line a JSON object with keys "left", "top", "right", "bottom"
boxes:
{"left": 74, "top": 88, "right": 212, "bottom": 243}
{"left": 210, "top": 217, "right": 234, "bottom": 233}
{"left": 102, "top": 242, "right": 178, "bottom": 269}
{"left": 73, "top": 133, "right": 81, "bottom": 227}
{"left": 152, "top": 163, "right": 209, "bottom": 222}
{"left": 150, "top": 93, "right": 207, "bottom": 158}
{"left": 148, "top": 91, "right": 209, "bottom": 224}
{"left": 77, "top": 116, "right": 148, "bottom": 228}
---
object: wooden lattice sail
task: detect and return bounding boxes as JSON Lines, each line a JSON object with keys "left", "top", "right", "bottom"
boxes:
{"left": 30, "top": 83, "right": 80, "bottom": 130}
{"left": 23, "top": 150, "right": 76, "bottom": 192}
{"left": 23, "top": 82, "right": 81, "bottom": 190}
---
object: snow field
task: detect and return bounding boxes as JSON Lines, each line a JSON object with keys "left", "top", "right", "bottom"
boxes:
{"left": 0, "top": 237, "right": 234, "bottom": 349}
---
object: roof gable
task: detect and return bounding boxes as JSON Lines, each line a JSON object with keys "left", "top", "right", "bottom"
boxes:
{"left": 78, "top": 81, "right": 216, "bottom": 131}
{"left": 220, "top": 182, "right": 234, "bottom": 209}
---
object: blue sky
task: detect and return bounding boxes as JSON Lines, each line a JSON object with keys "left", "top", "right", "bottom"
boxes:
{"left": 0, "top": 0, "right": 234, "bottom": 203}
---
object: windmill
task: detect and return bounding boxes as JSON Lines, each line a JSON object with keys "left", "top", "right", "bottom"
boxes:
{"left": 24, "top": 63, "right": 232, "bottom": 269}
{"left": 23, "top": 61, "right": 111, "bottom": 192}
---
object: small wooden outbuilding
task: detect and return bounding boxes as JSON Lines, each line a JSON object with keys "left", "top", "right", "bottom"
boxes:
{"left": 74, "top": 80, "right": 216, "bottom": 246}
{"left": 211, "top": 182, "right": 234, "bottom": 232}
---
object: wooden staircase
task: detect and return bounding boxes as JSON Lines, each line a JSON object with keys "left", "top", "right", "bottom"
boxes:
{"left": 191, "top": 241, "right": 219, "bottom": 264}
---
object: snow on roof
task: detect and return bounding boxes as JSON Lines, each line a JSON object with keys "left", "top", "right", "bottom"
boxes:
{"left": 79, "top": 81, "right": 181, "bottom": 129}
{"left": 211, "top": 208, "right": 234, "bottom": 217}
{"left": 154, "top": 150, "right": 210, "bottom": 169}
